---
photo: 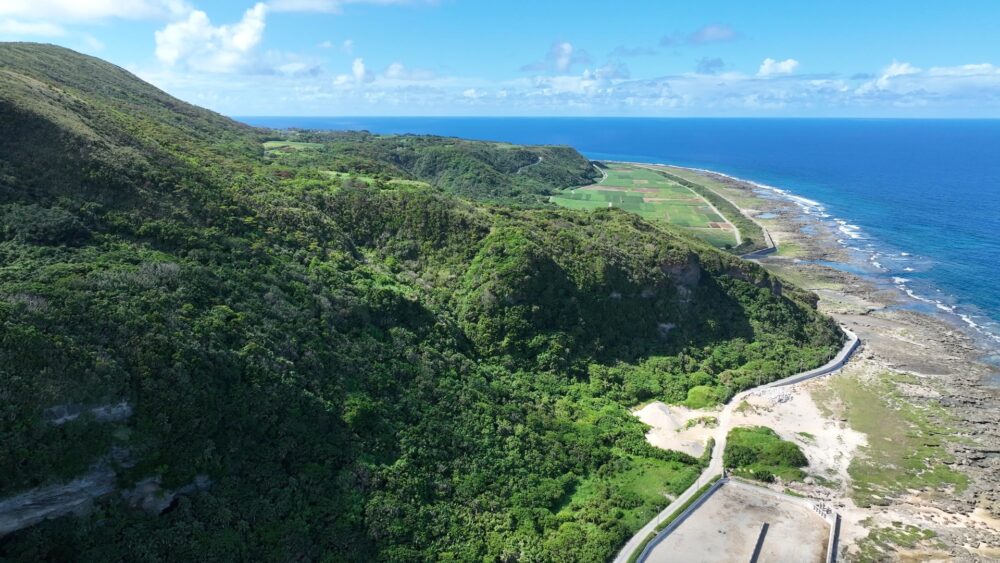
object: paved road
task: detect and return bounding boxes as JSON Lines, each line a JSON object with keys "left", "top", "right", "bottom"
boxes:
{"left": 613, "top": 327, "right": 859, "bottom": 563}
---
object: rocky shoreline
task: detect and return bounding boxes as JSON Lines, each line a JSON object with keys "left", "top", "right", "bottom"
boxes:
{"left": 669, "top": 165, "right": 1000, "bottom": 561}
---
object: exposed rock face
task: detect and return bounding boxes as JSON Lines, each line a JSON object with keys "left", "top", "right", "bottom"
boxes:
{"left": 43, "top": 401, "right": 133, "bottom": 425}
{"left": 661, "top": 254, "right": 701, "bottom": 288}
{"left": 121, "top": 475, "right": 212, "bottom": 514}
{"left": 0, "top": 466, "right": 116, "bottom": 536}
{"left": 0, "top": 400, "right": 209, "bottom": 536}
{"left": 662, "top": 254, "right": 701, "bottom": 304}
{"left": 725, "top": 266, "right": 783, "bottom": 298}
{"left": 657, "top": 322, "right": 677, "bottom": 336}
{"left": 0, "top": 469, "right": 212, "bottom": 536}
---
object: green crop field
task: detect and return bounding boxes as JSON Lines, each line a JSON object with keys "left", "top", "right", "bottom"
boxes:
{"left": 319, "top": 170, "right": 431, "bottom": 189}
{"left": 263, "top": 140, "right": 324, "bottom": 150}
{"left": 550, "top": 163, "right": 739, "bottom": 248}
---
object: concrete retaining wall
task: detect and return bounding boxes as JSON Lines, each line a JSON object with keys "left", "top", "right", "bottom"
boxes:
{"left": 637, "top": 479, "right": 842, "bottom": 563}
{"left": 740, "top": 245, "right": 777, "bottom": 260}
{"left": 827, "top": 513, "right": 841, "bottom": 563}
{"left": 762, "top": 327, "right": 859, "bottom": 389}
{"left": 636, "top": 478, "right": 729, "bottom": 562}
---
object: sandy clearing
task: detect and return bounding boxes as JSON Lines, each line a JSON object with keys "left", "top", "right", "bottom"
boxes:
{"left": 634, "top": 402, "right": 717, "bottom": 457}
{"left": 636, "top": 381, "right": 865, "bottom": 486}
{"left": 734, "top": 378, "right": 875, "bottom": 549}
{"left": 635, "top": 378, "right": 875, "bottom": 556}
{"left": 734, "top": 381, "right": 866, "bottom": 486}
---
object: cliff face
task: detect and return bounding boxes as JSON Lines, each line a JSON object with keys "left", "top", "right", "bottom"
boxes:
{"left": 0, "top": 466, "right": 116, "bottom": 537}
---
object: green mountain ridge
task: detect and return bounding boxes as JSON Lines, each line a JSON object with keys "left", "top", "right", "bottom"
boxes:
{"left": 0, "top": 43, "right": 841, "bottom": 561}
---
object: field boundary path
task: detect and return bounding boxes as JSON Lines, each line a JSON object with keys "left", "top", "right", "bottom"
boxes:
{"left": 612, "top": 327, "right": 859, "bottom": 563}
{"left": 620, "top": 162, "right": 778, "bottom": 257}
{"left": 631, "top": 163, "right": 744, "bottom": 247}
{"left": 552, "top": 162, "right": 741, "bottom": 249}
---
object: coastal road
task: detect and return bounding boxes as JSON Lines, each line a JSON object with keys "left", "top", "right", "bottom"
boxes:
{"left": 613, "top": 327, "right": 860, "bottom": 563}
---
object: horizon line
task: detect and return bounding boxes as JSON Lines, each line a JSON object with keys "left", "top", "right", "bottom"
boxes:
{"left": 232, "top": 115, "right": 1000, "bottom": 120}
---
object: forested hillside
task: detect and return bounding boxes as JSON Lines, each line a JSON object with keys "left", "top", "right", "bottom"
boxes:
{"left": 0, "top": 43, "right": 840, "bottom": 561}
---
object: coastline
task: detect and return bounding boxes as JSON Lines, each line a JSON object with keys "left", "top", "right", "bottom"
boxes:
{"left": 641, "top": 163, "right": 1000, "bottom": 560}
{"left": 669, "top": 164, "right": 1000, "bottom": 358}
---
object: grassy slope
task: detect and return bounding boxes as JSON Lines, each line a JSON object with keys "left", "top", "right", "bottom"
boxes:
{"left": 812, "top": 371, "right": 968, "bottom": 508}
{"left": 0, "top": 43, "right": 842, "bottom": 562}
{"left": 723, "top": 426, "right": 808, "bottom": 482}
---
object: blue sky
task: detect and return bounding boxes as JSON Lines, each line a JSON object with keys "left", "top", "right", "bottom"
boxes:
{"left": 2, "top": 0, "right": 1000, "bottom": 116}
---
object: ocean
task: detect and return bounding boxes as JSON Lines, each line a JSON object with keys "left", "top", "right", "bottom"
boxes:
{"left": 239, "top": 117, "right": 1000, "bottom": 358}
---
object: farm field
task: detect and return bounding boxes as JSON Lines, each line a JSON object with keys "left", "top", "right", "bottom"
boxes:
{"left": 550, "top": 163, "right": 739, "bottom": 248}
{"left": 263, "top": 140, "right": 324, "bottom": 150}
{"left": 319, "top": 170, "right": 431, "bottom": 189}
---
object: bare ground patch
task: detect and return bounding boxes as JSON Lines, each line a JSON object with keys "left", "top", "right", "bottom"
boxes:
{"left": 646, "top": 482, "right": 829, "bottom": 563}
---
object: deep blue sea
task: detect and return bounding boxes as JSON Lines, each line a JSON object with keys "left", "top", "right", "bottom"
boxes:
{"left": 239, "top": 117, "right": 1000, "bottom": 358}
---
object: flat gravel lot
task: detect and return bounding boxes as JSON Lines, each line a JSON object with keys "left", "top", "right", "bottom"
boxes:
{"left": 647, "top": 483, "right": 829, "bottom": 563}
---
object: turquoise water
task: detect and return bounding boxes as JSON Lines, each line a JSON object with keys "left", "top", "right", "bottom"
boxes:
{"left": 240, "top": 117, "right": 1000, "bottom": 354}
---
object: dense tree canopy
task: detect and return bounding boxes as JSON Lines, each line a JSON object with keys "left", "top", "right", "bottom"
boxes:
{"left": 0, "top": 43, "right": 840, "bottom": 562}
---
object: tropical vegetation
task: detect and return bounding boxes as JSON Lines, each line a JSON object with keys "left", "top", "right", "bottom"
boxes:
{"left": 0, "top": 43, "right": 840, "bottom": 561}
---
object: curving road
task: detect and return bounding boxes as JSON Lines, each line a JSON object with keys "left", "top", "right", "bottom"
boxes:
{"left": 613, "top": 327, "right": 860, "bottom": 563}
{"left": 516, "top": 155, "right": 544, "bottom": 174}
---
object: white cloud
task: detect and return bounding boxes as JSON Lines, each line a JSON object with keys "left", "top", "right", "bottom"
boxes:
{"left": 277, "top": 61, "right": 312, "bottom": 75}
{"left": 334, "top": 57, "right": 373, "bottom": 86}
{"left": 353, "top": 58, "right": 368, "bottom": 81}
{"left": 0, "top": 0, "right": 189, "bottom": 22}
{"left": 139, "top": 56, "right": 1000, "bottom": 117}
{"left": 854, "top": 60, "right": 922, "bottom": 94}
{"left": 155, "top": 3, "right": 267, "bottom": 73}
{"left": 315, "top": 38, "right": 352, "bottom": 51}
{"left": 553, "top": 42, "right": 574, "bottom": 72}
{"left": 687, "top": 23, "right": 737, "bottom": 45}
{"left": 384, "top": 62, "right": 436, "bottom": 81}
{"left": 926, "top": 63, "right": 1000, "bottom": 77}
{"left": 758, "top": 58, "right": 800, "bottom": 76}
{"left": 695, "top": 57, "right": 725, "bottom": 75}
{"left": 267, "top": 0, "right": 433, "bottom": 13}
{"left": 0, "top": 18, "right": 65, "bottom": 36}
{"left": 594, "top": 61, "right": 629, "bottom": 80}
{"left": 521, "top": 41, "right": 592, "bottom": 73}
{"left": 661, "top": 23, "right": 739, "bottom": 47}
{"left": 877, "top": 60, "right": 920, "bottom": 88}
{"left": 268, "top": 0, "right": 342, "bottom": 11}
